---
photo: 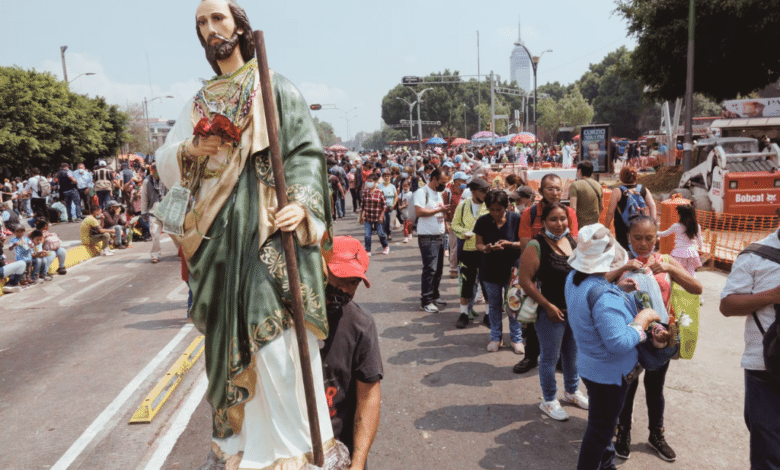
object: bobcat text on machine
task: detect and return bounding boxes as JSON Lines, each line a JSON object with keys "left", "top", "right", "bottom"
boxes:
{"left": 678, "top": 137, "right": 780, "bottom": 214}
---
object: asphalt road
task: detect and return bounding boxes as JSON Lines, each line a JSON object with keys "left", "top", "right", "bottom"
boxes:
{"left": 1, "top": 213, "right": 751, "bottom": 469}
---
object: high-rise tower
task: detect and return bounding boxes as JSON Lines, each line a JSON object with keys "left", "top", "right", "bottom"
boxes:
{"left": 509, "top": 20, "right": 531, "bottom": 94}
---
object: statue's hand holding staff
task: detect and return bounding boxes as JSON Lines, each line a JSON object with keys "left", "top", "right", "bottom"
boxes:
{"left": 274, "top": 204, "right": 306, "bottom": 232}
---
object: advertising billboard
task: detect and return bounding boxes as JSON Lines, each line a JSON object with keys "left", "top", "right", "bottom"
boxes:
{"left": 721, "top": 98, "right": 780, "bottom": 118}
{"left": 579, "top": 124, "right": 611, "bottom": 174}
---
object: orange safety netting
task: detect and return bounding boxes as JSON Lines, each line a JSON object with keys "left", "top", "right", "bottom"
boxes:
{"left": 658, "top": 197, "right": 779, "bottom": 267}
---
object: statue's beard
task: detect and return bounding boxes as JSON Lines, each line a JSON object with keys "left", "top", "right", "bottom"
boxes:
{"left": 206, "top": 31, "right": 240, "bottom": 63}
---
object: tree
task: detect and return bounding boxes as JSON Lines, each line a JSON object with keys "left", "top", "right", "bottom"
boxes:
{"left": 0, "top": 66, "right": 131, "bottom": 174}
{"left": 312, "top": 117, "right": 338, "bottom": 148}
{"left": 537, "top": 85, "right": 594, "bottom": 142}
{"left": 616, "top": 0, "right": 780, "bottom": 101}
{"left": 362, "top": 126, "right": 406, "bottom": 150}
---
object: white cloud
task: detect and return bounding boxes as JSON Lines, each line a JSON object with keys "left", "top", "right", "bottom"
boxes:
{"left": 38, "top": 53, "right": 200, "bottom": 122}
{"left": 297, "top": 82, "right": 351, "bottom": 107}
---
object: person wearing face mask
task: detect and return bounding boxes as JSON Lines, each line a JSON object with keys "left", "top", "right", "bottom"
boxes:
{"left": 360, "top": 174, "right": 389, "bottom": 256}
{"left": 514, "top": 174, "right": 580, "bottom": 374}
{"left": 321, "top": 236, "right": 383, "bottom": 470}
{"left": 414, "top": 167, "right": 451, "bottom": 313}
{"left": 451, "top": 178, "right": 490, "bottom": 328}
{"left": 518, "top": 202, "right": 589, "bottom": 421}
{"left": 79, "top": 205, "right": 114, "bottom": 256}
{"left": 443, "top": 171, "right": 468, "bottom": 279}
{"left": 604, "top": 215, "right": 701, "bottom": 462}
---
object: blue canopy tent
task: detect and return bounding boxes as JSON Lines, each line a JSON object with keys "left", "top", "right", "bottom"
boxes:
{"left": 426, "top": 137, "right": 447, "bottom": 145}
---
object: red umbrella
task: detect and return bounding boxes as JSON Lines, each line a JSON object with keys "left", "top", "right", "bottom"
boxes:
{"left": 510, "top": 132, "right": 536, "bottom": 144}
{"left": 329, "top": 145, "right": 348, "bottom": 151}
{"left": 573, "top": 134, "right": 580, "bottom": 141}
{"left": 450, "top": 138, "right": 471, "bottom": 146}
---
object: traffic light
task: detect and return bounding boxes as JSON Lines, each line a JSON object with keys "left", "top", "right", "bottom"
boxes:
{"left": 310, "top": 104, "right": 322, "bottom": 111}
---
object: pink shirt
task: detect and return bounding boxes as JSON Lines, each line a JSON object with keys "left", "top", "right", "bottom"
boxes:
{"left": 658, "top": 223, "right": 702, "bottom": 258}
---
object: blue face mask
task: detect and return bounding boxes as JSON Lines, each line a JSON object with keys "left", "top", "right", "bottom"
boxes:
{"left": 544, "top": 227, "right": 570, "bottom": 241}
{"left": 628, "top": 244, "right": 653, "bottom": 260}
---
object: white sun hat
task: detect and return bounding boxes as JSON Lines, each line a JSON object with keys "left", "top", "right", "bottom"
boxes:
{"left": 567, "top": 223, "right": 628, "bottom": 274}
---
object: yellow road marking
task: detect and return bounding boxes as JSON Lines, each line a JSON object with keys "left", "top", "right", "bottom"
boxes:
{"left": 129, "top": 335, "right": 205, "bottom": 424}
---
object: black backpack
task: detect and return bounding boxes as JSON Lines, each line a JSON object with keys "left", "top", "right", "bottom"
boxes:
{"left": 738, "top": 243, "right": 780, "bottom": 386}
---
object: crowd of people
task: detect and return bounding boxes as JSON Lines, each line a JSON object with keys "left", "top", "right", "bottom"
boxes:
{"left": 325, "top": 145, "right": 777, "bottom": 470}
{"left": 1, "top": 158, "right": 169, "bottom": 293}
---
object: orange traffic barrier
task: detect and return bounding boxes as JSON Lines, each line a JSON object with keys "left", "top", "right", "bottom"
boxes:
{"left": 698, "top": 210, "right": 779, "bottom": 267}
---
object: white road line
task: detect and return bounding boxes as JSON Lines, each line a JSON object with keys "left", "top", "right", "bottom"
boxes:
{"left": 166, "top": 282, "right": 189, "bottom": 302}
{"left": 51, "top": 323, "right": 195, "bottom": 470}
{"left": 58, "top": 274, "right": 122, "bottom": 307}
{"left": 142, "top": 372, "right": 208, "bottom": 470}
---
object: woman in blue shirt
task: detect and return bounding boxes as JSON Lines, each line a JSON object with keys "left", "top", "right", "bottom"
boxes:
{"left": 565, "top": 224, "right": 662, "bottom": 470}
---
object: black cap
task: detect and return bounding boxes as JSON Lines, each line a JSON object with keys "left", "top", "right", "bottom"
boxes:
{"left": 467, "top": 178, "right": 490, "bottom": 190}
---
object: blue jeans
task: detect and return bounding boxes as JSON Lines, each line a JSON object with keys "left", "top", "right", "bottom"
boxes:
{"left": 31, "top": 257, "right": 48, "bottom": 280}
{"left": 536, "top": 306, "right": 580, "bottom": 402}
{"left": 363, "top": 221, "right": 387, "bottom": 253}
{"left": 418, "top": 234, "right": 444, "bottom": 306}
{"left": 618, "top": 359, "right": 669, "bottom": 430}
{"left": 745, "top": 370, "right": 780, "bottom": 470}
{"left": 579, "top": 377, "right": 631, "bottom": 470}
{"left": 62, "top": 189, "right": 81, "bottom": 221}
{"left": 484, "top": 281, "right": 522, "bottom": 344}
{"left": 383, "top": 211, "right": 393, "bottom": 238}
{"left": 96, "top": 190, "right": 112, "bottom": 211}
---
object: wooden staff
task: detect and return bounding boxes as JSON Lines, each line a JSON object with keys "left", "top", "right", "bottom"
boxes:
{"left": 253, "top": 30, "right": 325, "bottom": 466}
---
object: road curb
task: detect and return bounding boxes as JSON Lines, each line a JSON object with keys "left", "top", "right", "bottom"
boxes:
{"left": 0, "top": 243, "right": 103, "bottom": 296}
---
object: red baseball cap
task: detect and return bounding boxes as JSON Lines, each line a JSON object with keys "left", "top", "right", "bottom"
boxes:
{"left": 325, "top": 236, "right": 371, "bottom": 287}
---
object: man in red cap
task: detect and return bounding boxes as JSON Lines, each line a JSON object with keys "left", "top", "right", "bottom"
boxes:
{"left": 322, "top": 236, "right": 384, "bottom": 469}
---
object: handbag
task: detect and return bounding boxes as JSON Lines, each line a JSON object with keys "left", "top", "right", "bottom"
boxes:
{"left": 505, "top": 266, "right": 539, "bottom": 323}
{"left": 42, "top": 233, "right": 61, "bottom": 251}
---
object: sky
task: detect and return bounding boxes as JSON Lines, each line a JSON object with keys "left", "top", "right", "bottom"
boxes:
{"left": 2, "top": 0, "right": 636, "bottom": 142}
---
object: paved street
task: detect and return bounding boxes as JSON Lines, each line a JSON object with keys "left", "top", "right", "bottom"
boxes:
{"left": 1, "top": 214, "right": 750, "bottom": 469}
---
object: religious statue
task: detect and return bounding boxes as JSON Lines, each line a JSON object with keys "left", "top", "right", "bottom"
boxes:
{"left": 156, "top": 1, "right": 346, "bottom": 468}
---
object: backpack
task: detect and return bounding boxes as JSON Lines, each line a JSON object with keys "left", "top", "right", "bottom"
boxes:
{"left": 95, "top": 169, "right": 113, "bottom": 191}
{"left": 38, "top": 176, "right": 52, "bottom": 197}
{"left": 619, "top": 184, "right": 648, "bottom": 226}
{"left": 738, "top": 243, "right": 780, "bottom": 386}
{"left": 408, "top": 186, "right": 430, "bottom": 227}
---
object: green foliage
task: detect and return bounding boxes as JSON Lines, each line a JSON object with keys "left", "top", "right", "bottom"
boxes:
{"left": 380, "top": 70, "right": 526, "bottom": 139}
{"left": 0, "top": 66, "right": 130, "bottom": 174}
{"left": 616, "top": 0, "right": 780, "bottom": 101}
{"left": 312, "top": 117, "right": 338, "bottom": 148}
{"left": 362, "top": 126, "right": 407, "bottom": 150}
{"left": 537, "top": 85, "right": 594, "bottom": 141}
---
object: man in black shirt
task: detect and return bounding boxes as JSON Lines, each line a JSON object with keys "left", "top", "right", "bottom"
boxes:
{"left": 322, "top": 236, "right": 383, "bottom": 469}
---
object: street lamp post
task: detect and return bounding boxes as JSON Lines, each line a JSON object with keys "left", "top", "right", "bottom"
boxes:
{"left": 396, "top": 97, "right": 417, "bottom": 140}
{"left": 60, "top": 46, "right": 69, "bottom": 84}
{"left": 337, "top": 107, "right": 358, "bottom": 147}
{"left": 143, "top": 95, "right": 174, "bottom": 154}
{"left": 406, "top": 87, "right": 433, "bottom": 153}
{"left": 68, "top": 72, "right": 96, "bottom": 84}
{"left": 514, "top": 42, "right": 551, "bottom": 157}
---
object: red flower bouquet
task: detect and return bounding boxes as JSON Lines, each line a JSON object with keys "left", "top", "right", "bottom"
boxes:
{"left": 193, "top": 114, "right": 241, "bottom": 143}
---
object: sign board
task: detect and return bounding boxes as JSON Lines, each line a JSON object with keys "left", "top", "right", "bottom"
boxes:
{"left": 722, "top": 98, "right": 780, "bottom": 118}
{"left": 580, "top": 124, "right": 611, "bottom": 174}
{"left": 493, "top": 115, "right": 509, "bottom": 120}
{"left": 402, "top": 76, "right": 423, "bottom": 86}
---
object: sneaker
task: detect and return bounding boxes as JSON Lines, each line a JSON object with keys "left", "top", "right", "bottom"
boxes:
{"left": 433, "top": 299, "right": 447, "bottom": 308}
{"left": 382, "top": 246, "right": 390, "bottom": 255}
{"left": 57, "top": 267, "right": 67, "bottom": 275}
{"left": 2, "top": 285, "right": 22, "bottom": 294}
{"left": 614, "top": 425, "right": 631, "bottom": 460}
{"left": 511, "top": 342, "right": 525, "bottom": 355}
{"left": 34, "top": 278, "right": 45, "bottom": 284}
{"left": 43, "top": 275, "right": 53, "bottom": 282}
{"left": 366, "top": 252, "right": 372, "bottom": 257}
{"left": 455, "top": 313, "right": 470, "bottom": 329}
{"left": 512, "top": 357, "right": 538, "bottom": 374}
{"left": 648, "top": 428, "right": 676, "bottom": 462}
{"left": 486, "top": 340, "right": 501, "bottom": 352}
{"left": 482, "top": 314, "right": 490, "bottom": 327}
{"left": 562, "top": 390, "right": 589, "bottom": 410}
{"left": 421, "top": 303, "right": 439, "bottom": 313}
{"left": 540, "top": 399, "right": 569, "bottom": 421}
{"left": 403, "top": 237, "right": 409, "bottom": 243}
